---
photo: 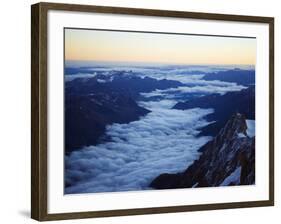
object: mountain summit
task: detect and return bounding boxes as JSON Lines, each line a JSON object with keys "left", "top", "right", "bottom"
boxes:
{"left": 150, "top": 113, "right": 255, "bottom": 189}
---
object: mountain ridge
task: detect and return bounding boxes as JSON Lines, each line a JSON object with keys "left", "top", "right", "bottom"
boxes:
{"left": 65, "top": 74, "right": 184, "bottom": 153}
{"left": 202, "top": 69, "right": 255, "bottom": 85}
{"left": 173, "top": 86, "right": 255, "bottom": 136}
{"left": 150, "top": 113, "right": 255, "bottom": 189}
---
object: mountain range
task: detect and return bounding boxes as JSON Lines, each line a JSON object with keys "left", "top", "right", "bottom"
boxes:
{"left": 65, "top": 73, "right": 184, "bottom": 152}
{"left": 173, "top": 86, "right": 255, "bottom": 136}
{"left": 203, "top": 69, "right": 255, "bottom": 86}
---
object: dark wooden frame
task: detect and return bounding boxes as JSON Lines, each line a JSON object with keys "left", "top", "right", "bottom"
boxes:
{"left": 31, "top": 2, "right": 274, "bottom": 221}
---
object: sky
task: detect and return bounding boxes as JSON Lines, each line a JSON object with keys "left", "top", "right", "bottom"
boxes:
{"left": 65, "top": 28, "right": 256, "bottom": 65}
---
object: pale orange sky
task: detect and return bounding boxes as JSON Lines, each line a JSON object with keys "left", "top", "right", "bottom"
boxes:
{"left": 65, "top": 28, "right": 256, "bottom": 65}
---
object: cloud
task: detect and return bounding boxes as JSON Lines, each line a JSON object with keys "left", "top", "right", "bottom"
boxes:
{"left": 65, "top": 64, "right": 254, "bottom": 84}
{"left": 65, "top": 104, "right": 213, "bottom": 194}
{"left": 64, "top": 64, "right": 252, "bottom": 194}
{"left": 65, "top": 73, "right": 97, "bottom": 82}
{"left": 115, "top": 66, "right": 253, "bottom": 85}
{"left": 142, "top": 84, "right": 246, "bottom": 98}
{"left": 141, "top": 76, "right": 247, "bottom": 98}
{"left": 137, "top": 99, "right": 178, "bottom": 110}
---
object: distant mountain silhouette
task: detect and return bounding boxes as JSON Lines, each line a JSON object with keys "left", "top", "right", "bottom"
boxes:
{"left": 65, "top": 73, "right": 184, "bottom": 152}
{"left": 66, "top": 72, "right": 184, "bottom": 99}
{"left": 173, "top": 86, "right": 255, "bottom": 136}
{"left": 203, "top": 69, "right": 255, "bottom": 85}
{"left": 65, "top": 67, "right": 96, "bottom": 75}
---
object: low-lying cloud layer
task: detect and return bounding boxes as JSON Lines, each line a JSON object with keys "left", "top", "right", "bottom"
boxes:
{"left": 65, "top": 64, "right": 252, "bottom": 194}
{"left": 65, "top": 101, "right": 213, "bottom": 194}
{"left": 141, "top": 75, "right": 247, "bottom": 98}
{"left": 65, "top": 63, "right": 254, "bottom": 84}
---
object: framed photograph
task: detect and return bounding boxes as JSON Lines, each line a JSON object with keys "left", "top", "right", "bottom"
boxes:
{"left": 31, "top": 2, "right": 274, "bottom": 221}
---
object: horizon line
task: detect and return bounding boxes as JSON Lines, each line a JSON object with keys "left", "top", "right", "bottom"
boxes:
{"left": 65, "top": 59, "right": 255, "bottom": 67}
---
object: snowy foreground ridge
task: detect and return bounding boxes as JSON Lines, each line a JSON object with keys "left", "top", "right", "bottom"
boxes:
{"left": 150, "top": 113, "right": 255, "bottom": 189}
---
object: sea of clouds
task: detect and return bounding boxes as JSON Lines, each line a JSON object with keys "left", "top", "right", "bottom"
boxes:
{"left": 141, "top": 76, "right": 247, "bottom": 98}
{"left": 65, "top": 62, "right": 254, "bottom": 84}
{"left": 65, "top": 99, "right": 213, "bottom": 194}
{"left": 65, "top": 64, "right": 250, "bottom": 194}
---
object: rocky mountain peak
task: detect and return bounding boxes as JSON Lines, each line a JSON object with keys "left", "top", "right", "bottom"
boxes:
{"left": 150, "top": 113, "right": 255, "bottom": 189}
{"left": 218, "top": 113, "right": 247, "bottom": 138}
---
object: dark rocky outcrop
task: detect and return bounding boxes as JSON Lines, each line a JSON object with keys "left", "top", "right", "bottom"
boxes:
{"left": 65, "top": 92, "right": 149, "bottom": 153}
{"left": 203, "top": 69, "right": 255, "bottom": 86}
{"left": 150, "top": 113, "right": 255, "bottom": 189}
{"left": 173, "top": 86, "right": 255, "bottom": 136}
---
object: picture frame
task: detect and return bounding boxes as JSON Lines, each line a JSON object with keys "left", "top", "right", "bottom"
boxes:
{"left": 31, "top": 2, "right": 274, "bottom": 221}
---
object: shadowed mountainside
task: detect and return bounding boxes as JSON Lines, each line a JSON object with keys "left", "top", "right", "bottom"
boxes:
{"left": 150, "top": 113, "right": 255, "bottom": 189}
{"left": 65, "top": 74, "right": 184, "bottom": 152}
{"left": 203, "top": 69, "right": 255, "bottom": 86}
{"left": 173, "top": 86, "right": 255, "bottom": 136}
{"left": 65, "top": 92, "right": 149, "bottom": 153}
{"left": 66, "top": 72, "right": 184, "bottom": 99}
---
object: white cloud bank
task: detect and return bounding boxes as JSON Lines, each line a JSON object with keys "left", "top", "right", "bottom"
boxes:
{"left": 141, "top": 75, "right": 247, "bottom": 98}
{"left": 65, "top": 64, "right": 252, "bottom": 194}
{"left": 65, "top": 100, "right": 213, "bottom": 194}
{"left": 65, "top": 63, "right": 254, "bottom": 84}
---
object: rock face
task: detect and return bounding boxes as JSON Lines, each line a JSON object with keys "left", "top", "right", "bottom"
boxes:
{"left": 173, "top": 86, "right": 255, "bottom": 136}
{"left": 65, "top": 92, "right": 149, "bottom": 153}
{"left": 150, "top": 113, "right": 255, "bottom": 189}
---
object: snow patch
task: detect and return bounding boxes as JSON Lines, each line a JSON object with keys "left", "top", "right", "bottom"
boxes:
{"left": 220, "top": 166, "right": 242, "bottom": 186}
{"left": 246, "top": 120, "right": 255, "bottom": 137}
{"left": 237, "top": 133, "right": 246, "bottom": 138}
{"left": 192, "top": 182, "right": 199, "bottom": 188}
